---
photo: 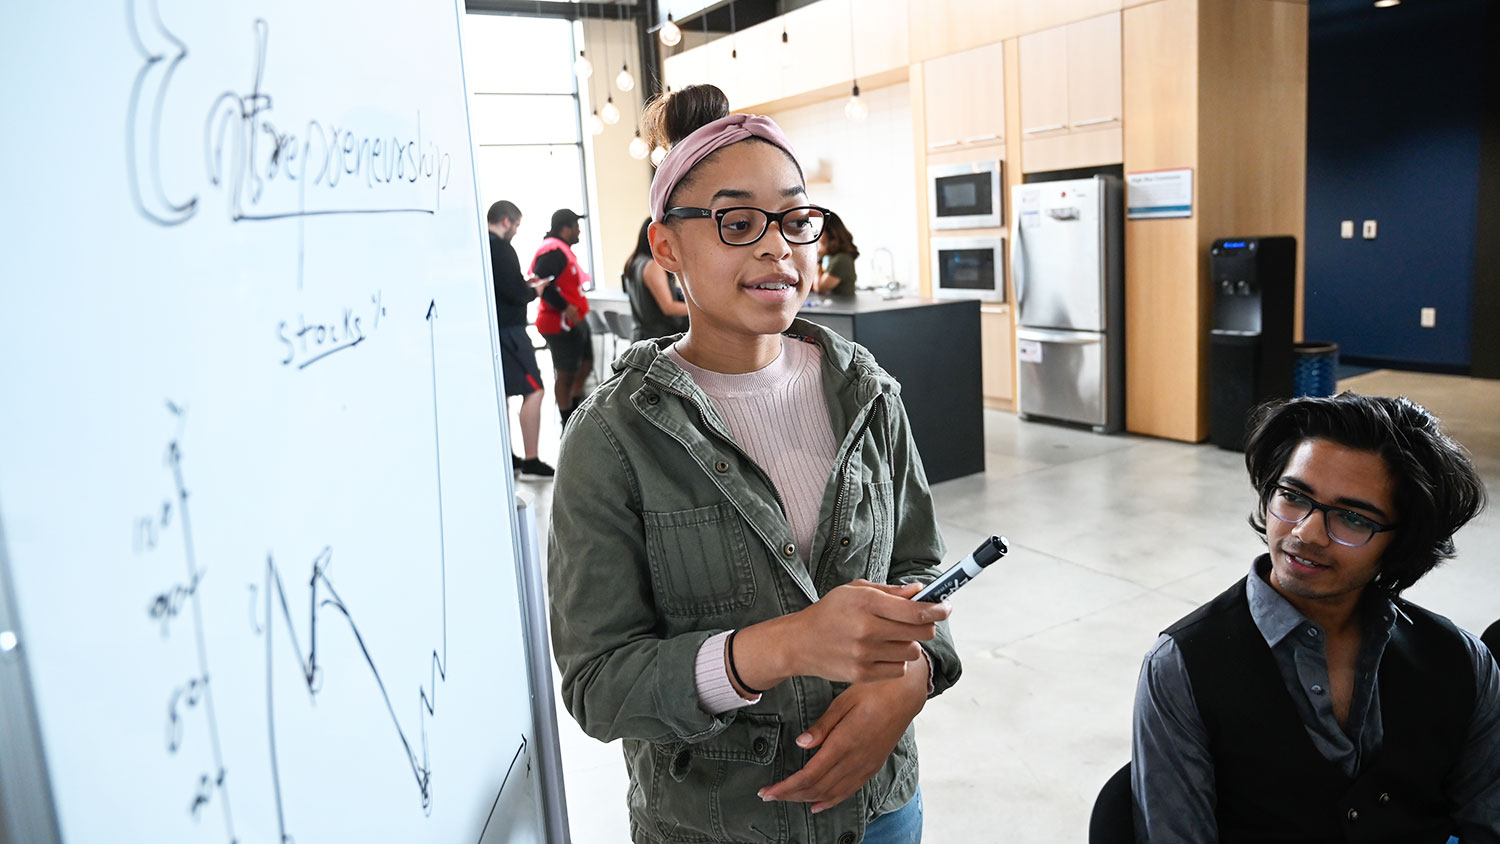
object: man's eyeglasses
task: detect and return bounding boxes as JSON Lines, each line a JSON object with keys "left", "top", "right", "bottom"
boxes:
{"left": 1266, "top": 485, "right": 1397, "bottom": 547}
{"left": 663, "top": 205, "right": 830, "bottom": 247}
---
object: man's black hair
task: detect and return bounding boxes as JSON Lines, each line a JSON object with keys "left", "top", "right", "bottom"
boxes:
{"left": 1244, "top": 392, "right": 1486, "bottom": 595}
{"left": 487, "top": 200, "right": 521, "bottom": 226}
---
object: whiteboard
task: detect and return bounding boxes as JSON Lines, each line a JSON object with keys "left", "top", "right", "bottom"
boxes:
{"left": 0, "top": 1, "right": 565, "bottom": 842}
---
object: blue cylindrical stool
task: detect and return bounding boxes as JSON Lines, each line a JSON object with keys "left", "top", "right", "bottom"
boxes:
{"left": 1293, "top": 342, "right": 1339, "bottom": 397}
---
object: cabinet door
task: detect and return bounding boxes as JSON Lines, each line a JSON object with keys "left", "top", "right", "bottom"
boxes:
{"left": 1019, "top": 25, "right": 1070, "bottom": 139}
{"left": 853, "top": 0, "right": 908, "bottom": 79}
{"left": 923, "top": 51, "right": 969, "bottom": 150}
{"left": 734, "top": 21, "right": 785, "bottom": 108}
{"left": 705, "top": 36, "right": 744, "bottom": 111}
{"left": 959, "top": 41, "right": 1006, "bottom": 146}
{"left": 980, "top": 306, "right": 1014, "bottom": 402}
{"left": 1066, "top": 13, "right": 1122, "bottom": 130}
{"left": 663, "top": 46, "right": 708, "bottom": 95}
{"left": 780, "top": 0, "right": 852, "bottom": 99}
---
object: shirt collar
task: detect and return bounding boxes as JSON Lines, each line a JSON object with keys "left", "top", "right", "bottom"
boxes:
{"left": 1245, "top": 554, "right": 1403, "bottom": 647}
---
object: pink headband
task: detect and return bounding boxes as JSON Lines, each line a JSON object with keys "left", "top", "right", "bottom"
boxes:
{"left": 648, "top": 113, "right": 801, "bottom": 222}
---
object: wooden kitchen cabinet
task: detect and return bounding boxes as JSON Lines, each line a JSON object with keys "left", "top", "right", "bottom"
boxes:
{"left": 980, "top": 304, "right": 1014, "bottom": 405}
{"left": 1019, "top": 11, "right": 1123, "bottom": 172}
{"left": 923, "top": 41, "right": 1006, "bottom": 152}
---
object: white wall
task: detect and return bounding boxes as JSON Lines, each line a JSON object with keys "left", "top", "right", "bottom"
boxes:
{"left": 766, "top": 82, "right": 918, "bottom": 294}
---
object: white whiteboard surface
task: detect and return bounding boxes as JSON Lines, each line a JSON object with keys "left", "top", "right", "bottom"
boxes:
{"left": 0, "top": 1, "right": 560, "bottom": 842}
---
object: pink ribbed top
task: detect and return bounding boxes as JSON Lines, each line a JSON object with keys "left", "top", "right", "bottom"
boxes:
{"left": 669, "top": 335, "right": 839, "bottom": 713}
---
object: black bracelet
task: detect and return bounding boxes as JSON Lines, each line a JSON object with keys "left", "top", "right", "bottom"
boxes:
{"left": 726, "top": 629, "right": 767, "bottom": 696}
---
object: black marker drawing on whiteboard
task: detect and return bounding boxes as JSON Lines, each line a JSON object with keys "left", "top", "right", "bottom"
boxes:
{"left": 142, "top": 404, "right": 239, "bottom": 842}
{"left": 275, "top": 290, "right": 385, "bottom": 370}
{"left": 476, "top": 736, "right": 531, "bottom": 844}
{"left": 202, "top": 18, "right": 451, "bottom": 226}
{"left": 126, "top": 0, "right": 198, "bottom": 225}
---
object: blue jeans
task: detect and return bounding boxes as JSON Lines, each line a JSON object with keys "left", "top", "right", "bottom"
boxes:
{"left": 861, "top": 787, "right": 923, "bottom": 844}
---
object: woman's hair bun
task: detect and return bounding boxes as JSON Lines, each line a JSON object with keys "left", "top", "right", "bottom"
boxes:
{"left": 642, "top": 84, "right": 731, "bottom": 151}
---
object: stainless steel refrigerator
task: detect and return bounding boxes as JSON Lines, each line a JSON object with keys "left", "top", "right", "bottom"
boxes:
{"left": 1010, "top": 175, "right": 1124, "bottom": 433}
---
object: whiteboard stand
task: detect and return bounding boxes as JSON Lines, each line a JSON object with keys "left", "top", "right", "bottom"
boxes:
{"left": 515, "top": 491, "right": 571, "bottom": 844}
{"left": 0, "top": 512, "right": 62, "bottom": 844}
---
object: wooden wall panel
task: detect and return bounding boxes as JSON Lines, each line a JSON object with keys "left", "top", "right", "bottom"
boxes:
{"left": 1198, "top": 0, "right": 1308, "bottom": 341}
{"left": 1123, "top": 0, "right": 1202, "bottom": 441}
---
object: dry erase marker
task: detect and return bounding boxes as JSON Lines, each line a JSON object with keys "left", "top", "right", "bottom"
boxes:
{"left": 911, "top": 535, "right": 1009, "bottom": 603}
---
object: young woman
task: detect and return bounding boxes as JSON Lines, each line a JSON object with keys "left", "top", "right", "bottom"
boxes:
{"left": 815, "top": 213, "right": 860, "bottom": 297}
{"left": 624, "top": 216, "right": 690, "bottom": 340}
{"left": 547, "top": 84, "right": 960, "bottom": 844}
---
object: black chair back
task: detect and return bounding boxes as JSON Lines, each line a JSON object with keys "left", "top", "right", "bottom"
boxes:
{"left": 1089, "top": 762, "right": 1135, "bottom": 844}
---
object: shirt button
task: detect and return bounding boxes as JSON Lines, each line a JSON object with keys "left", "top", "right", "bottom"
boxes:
{"left": 1311, "top": 685, "right": 1324, "bottom": 694}
{"left": 646, "top": 393, "right": 660, "bottom": 405}
{"left": 1306, "top": 628, "right": 1319, "bottom": 637}
{"left": 714, "top": 460, "right": 730, "bottom": 473}
{"left": 1347, "top": 808, "right": 1359, "bottom": 822}
{"left": 1378, "top": 792, "right": 1391, "bottom": 805}
{"left": 783, "top": 543, "right": 796, "bottom": 557}
{"left": 840, "top": 536, "right": 851, "bottom": 546}
{"left": 752, "top": 737, "right": 769, "bottom": 755}
{"left": 838, "top": 833, "right": 856, "bottom": 844}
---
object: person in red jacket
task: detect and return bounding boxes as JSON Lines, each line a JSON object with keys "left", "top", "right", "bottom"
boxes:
{"left": 531, "top": 209, "right": 593, "bottom": 427}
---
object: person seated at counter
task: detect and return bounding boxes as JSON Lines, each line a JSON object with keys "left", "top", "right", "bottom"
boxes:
{"left": 815, "top": 213, "right": 859, "bottom": 297}
{"left": 1131, "top": 392, "right": 1499, "bottom": 844}
{"left": 624, "top": 217, "right": 689, "bottom": 340}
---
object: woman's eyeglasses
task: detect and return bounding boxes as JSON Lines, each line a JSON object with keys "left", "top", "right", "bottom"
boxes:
{"left": 1266, "top": 485, "right": 1397, "bottom": 547}
{"left": 664, "top": 205, "right": 830, "bottom": 247}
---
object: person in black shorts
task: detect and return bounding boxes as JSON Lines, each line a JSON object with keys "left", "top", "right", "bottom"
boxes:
{"left": 531, "top": 209, "right": 594, "bottom": 428}
{"left": 487, "top": 200, "right": 553, "bottom": 478}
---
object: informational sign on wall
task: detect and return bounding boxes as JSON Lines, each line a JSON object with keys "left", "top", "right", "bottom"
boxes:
{"left": 1126, "top": 168, "right": 1194, "bottom": 219}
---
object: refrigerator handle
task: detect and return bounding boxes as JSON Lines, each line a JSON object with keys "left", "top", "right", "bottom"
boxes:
{"left": 1010, "top": 192, "right": 1026, "bottom": 308}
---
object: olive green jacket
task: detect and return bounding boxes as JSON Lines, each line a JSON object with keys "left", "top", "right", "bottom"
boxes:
{"left": 547, "top": 319, "right": 961, "bottom": 844}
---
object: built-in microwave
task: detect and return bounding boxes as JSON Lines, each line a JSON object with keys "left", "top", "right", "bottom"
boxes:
{"left": 931, "top": 236, "right": 1005, "bottom": 302}
{"left": 929, "top": 160, "right": 1004, "bottom": 230}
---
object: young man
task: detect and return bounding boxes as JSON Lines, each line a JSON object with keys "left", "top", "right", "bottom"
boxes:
{"left": 530, "top": 208, "right": 593, "bottom": 428}
{"left": 1133, "top": 393, "right": 1497, "bottom": 843}
{"left": 486, "top": 200, "right": 553, "bottom": 478}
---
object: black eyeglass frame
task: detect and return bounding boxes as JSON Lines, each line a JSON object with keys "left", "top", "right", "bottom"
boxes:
{"left": 1266, "top": 484, "right": 1398, "bottom": 547}
{"left": 663, "top": 204, "right": 832, "bottom": 247}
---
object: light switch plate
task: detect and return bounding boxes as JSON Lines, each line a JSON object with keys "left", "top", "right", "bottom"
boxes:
{"left": 1421, "top": 307, "right": 1436, "bottom": 328}
{"left": 1362, "top": 220, "right": 1378, "bottom": 239}
{"left": 1340, "top": 220, "right": 1354, "bottom": 239}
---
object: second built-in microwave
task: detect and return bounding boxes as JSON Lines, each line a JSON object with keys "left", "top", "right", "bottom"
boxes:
{"left": 929, "top": 160, "right": 1004, "bottom": 230}
{"left": 931, "top": 236, "right": 1005, "bottom": 303}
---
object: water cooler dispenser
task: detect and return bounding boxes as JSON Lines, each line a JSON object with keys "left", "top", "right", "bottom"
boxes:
{"left": 1209, "top": 236, "right": 1296, "bottom": 450}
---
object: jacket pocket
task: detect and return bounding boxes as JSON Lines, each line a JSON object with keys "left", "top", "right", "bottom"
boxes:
{"left": 648, "top": 713, "right": 788, "bottom": 843}
{"left": 644, "top": 501, "right": 756, "bottom": 619}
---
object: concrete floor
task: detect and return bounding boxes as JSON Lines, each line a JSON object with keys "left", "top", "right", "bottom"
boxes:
{"left": 516, "top": 368, "right": 1499, "bottom": 842}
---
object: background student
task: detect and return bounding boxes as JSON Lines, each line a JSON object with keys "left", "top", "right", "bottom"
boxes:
{"left": 623, "top": 216, "right": 689, "bottom": 340}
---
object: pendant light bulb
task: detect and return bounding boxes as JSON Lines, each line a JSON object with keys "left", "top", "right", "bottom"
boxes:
{"left": 587, "top": 110, "right": 605, "bottom": 136}
{"left": 628, "top": 133, "right": 650, "bottom": 160}
{"left": 650, "top": 145, "right": 668, "bottom": 167}
{"left": 600, "top": 96, "right": 621, "bottom": 125}
{"left": 844, "top": 83, "right": 868, "bottom": 121}
{"left": 659, "top": 15, "right": 682, "bottom": 47}
{"left": 574, "top": 50, "right": 593, "bottom": 80}
{"left": 615, "top": 64, "right": 635, "bottom": 92}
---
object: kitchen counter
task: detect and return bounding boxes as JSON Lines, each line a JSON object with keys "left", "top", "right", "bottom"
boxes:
{"left": 797, "top": 294, "right": 984, "bottom": 484}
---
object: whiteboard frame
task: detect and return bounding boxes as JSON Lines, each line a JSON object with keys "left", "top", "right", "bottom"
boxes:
{"left": 0, "top": 510, "right": 63, "bottom": 844}
{"left": 514, "top": 492, "right": 571, "bottom": 844}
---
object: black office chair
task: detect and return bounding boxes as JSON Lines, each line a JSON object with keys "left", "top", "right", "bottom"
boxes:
{"left": 603, "top": 310, "right": 637, "bottom": 345}
{"left": 1089, "top": 762, "right": 1135, "bottom": 844}
{"left": 1482, "top": 619, "right": 1500, "bottom": 659}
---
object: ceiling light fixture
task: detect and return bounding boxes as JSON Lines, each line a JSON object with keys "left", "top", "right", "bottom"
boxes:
{"left": 659, "top": 13, "right": 682, "bottom": 47}
{"left": 1373, "top": 0, "right": 1400, "bottom": 7}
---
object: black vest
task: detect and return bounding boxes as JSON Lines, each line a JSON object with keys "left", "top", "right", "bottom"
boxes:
{"left": 1166, "top": 577, "right": 1474, "bottom": 844}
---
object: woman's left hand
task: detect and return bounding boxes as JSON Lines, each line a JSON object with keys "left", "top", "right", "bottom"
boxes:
{"left": 756, "top": 651, "right": 929, "bottom": 813}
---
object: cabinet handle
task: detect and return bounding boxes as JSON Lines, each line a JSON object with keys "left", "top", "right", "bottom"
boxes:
{"left": 929, "top": 139, "right": 962, "bottom": 148}
{"left": 1022, "top": 124, "right": 1066, "bottom": 135}
{"left": 963, "top": 133, "right": 1001, "bottom": 143}
{"left": 1070, "top": 116, "right": 1119, "bottom": 128}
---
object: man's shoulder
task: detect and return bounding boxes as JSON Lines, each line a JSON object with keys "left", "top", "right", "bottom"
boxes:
{"left": 1164, "top": 577, "right": 1250, "bottom": 641}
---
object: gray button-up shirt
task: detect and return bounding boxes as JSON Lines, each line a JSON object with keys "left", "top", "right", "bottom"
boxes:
{"left": 1132, "top": 557, "right": 1500, "bottom": 843}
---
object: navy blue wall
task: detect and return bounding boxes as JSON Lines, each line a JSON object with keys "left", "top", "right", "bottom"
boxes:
{"left": 1304, "top": 0, "right": 1485, "bottom": 371}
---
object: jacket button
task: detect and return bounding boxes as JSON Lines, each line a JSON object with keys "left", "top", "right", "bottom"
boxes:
{"left": 1347, "top": 809, "right": 1359, "bottom": 822}
{"left": 674, "top": 749, "right": 691, "bottom": 769}
{"left": 646, "top": 394, "right": 660, "bottom": 405}
{"left": 1378, "top": 793, "right": 1391, "bottom": 805}
{"left": 715, "top": 460, "right": 730, "bottom": 473}
{"left": 840, "top": 536, "right": 851, "bottom": 546}
{"left": 783, "top": 543, "right": 796, "bottom": 557}
{"left": 752, "top": 737, "right": 768, "bottom": 755}
{"left": 838, "top": 833, "right": 855, "bottom": 844}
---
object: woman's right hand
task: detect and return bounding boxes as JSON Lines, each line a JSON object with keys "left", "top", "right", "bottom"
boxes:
{"left": 730, "top": 581, "right": 951, "bottom": 690}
